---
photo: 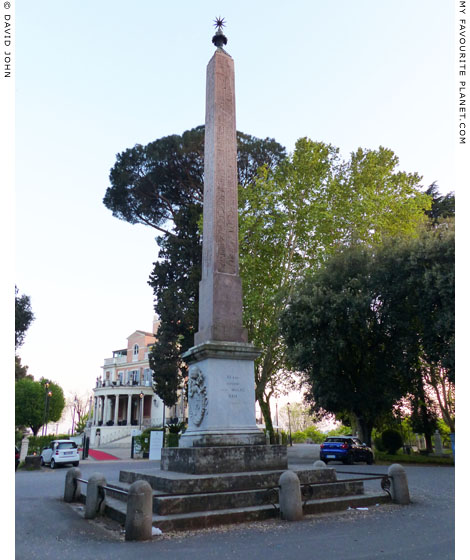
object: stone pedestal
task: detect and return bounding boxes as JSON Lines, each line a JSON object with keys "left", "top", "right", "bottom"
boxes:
{"left": 161, "top": 445, "right": 287, "bottom": 474}
{"left": 178, "top": 341, "right": 265, "bottom": 449}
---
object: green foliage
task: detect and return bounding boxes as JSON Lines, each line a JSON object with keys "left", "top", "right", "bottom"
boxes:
{"left": 167, "top": 421, "right": 186, "bottom": 434}
{"left": 240, "top": 139, "right": 431, "bottom": 435}
{"left": 424, "top": 182, "right": 455, "bottom": 223}
{"left": 107, "top": 126, "right": 286, "bottom": 408}
{"left": 281, "top": 246, "right": 413, "bottom": 445}
{"left": 135, "top": 428, "right": 164, "bottom": 454}
{"left": 326, "top": 424, "right": 352, "bottom": 437}
{"left": 281, "top": 217, "right": 454, "bottom": 446}
{"left": 380, "top": 429, "right": 404, "bottom": 454}
{"left": 15, "top": 355, "right": 33, "bottom": 382}
{"left": 75, "top": 412, "right": 89, "bottom": 434}
{"left": 26, "top": 434, "right": 72, "bottom": 456}
{"left": 105, "top": 126, "right": 432, "bottom": 434}
{"left": 292, "top": 426, "right": 324, "bottom": 443}
{"left": 374, "top": 451, "right": 454, "bottom": 465}
{"left": 15, "top": 286, "right": 34, "bottom": 349}
{"left": 15, "top": 378, "right": 66, "bottom": 435}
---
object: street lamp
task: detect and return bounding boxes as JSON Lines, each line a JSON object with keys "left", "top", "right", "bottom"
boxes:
{"left": 139, "top": 392, "right": 144, "bottom": 431}
{"left": 287, "top": 402, "right": 292, "bottom": 447}
{"left": 44, "top": 391, "right": 53, "bottom": 436}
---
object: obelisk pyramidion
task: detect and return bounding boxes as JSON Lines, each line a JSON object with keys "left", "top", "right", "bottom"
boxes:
{"left": 177, "top": 19, "right": 266, "bottom": 451}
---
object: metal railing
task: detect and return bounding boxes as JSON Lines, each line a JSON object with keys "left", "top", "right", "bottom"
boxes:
{"left": 333, "top": 470, "right": 392, "bottom": 497}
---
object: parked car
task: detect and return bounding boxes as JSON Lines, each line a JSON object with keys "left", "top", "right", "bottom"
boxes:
{"left": 40, "top": 440, "right": 80, "bottom": 469}
{"left": 320, "top": 436, "right": 374, "bottom": 465}
{"left": 15, "top": 446, "right": 20, "bottom": 470}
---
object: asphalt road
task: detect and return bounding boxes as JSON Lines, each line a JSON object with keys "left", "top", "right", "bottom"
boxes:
{"left": 15, "top": 457, "right": 455, "bottom": 560}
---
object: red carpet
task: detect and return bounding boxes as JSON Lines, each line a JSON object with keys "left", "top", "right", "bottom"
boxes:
{"left": 87, "top": 449, "right": 120, "bottom": 461}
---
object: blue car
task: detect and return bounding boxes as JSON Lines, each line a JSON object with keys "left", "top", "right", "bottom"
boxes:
{"left": 320, "top": 436, "right": 374, "bottom": 465}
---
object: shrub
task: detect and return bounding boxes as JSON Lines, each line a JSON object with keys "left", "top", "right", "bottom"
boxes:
{"left": 135, "top": 428, "right": 164, "bottom": 453}
{"left": 27, "top": 434, "right": 71, "bottom": 456}
{"left": 380, "top": 429, "right": 403, "bottom": 454}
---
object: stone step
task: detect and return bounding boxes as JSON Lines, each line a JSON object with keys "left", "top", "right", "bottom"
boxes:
{"left": 154, "top": 480, "right": 364, "bottom": 515}
{"left": 153, "top": 503, "right": 278, "bottom": 532}
{"left": 154, "top": 487, "right": 279, "bottom": 516}
{"left": 119, "top": 467, "right": 337, "bottom": 494}
{"left": 99, "top": 475, "right": 366, "bottom": 517}
{"left": 88, "top": 491, "right": 390, "bottom": 533}
{"left": 303, "top": 492, "right": 391, "bottom": 515}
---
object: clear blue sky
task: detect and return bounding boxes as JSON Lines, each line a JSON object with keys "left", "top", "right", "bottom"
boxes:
{"left": 13, "top": 0, "right": 461, "bottom": 401}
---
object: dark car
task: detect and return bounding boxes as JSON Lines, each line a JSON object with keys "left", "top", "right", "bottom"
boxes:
{"left": 15, "top": 446, "right": 20, "bottom": 470}
{"left": 320, "top": 436, "right": 374, "bottom": 465}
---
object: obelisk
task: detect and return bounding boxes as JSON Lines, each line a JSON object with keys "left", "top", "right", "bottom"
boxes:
{"left": 161, "top": 19, "right": 287, "bottom": 473}
{"left": 194, "top": 21, "right": 247, "bottom": 347}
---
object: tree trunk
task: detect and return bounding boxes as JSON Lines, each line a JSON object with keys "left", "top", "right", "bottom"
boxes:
{"left": 258, "top": 397, "right": 274, "bottom": 440}
{"left": 352, "top": 413, "right": 373, "bottom": 446}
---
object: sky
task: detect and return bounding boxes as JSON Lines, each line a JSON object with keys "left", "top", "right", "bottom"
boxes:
{"left": 6, "top": 1, "right": 466, "bottom": 412}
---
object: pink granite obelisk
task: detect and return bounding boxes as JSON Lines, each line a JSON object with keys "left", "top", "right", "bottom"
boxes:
{"left": 194, "top": 30, "right": 247, "bottom": 346}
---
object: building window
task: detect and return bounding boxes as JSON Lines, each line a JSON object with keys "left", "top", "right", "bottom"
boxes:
{"left": 144, "top": 368, "right": 152, "bottom": 386}
{"left": 133, "top": 344, "right": 139, "bottom": 362}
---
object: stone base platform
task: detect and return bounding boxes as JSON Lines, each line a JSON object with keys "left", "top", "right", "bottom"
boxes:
{"left": 79, "top": 465, "right": 391, "bottom": 532}
{"left": 161, "top": 445, "right": 288, "bottom": 474}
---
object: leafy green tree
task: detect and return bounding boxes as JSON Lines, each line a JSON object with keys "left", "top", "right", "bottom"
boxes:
{"left": 15, "top": 286, "right": 35, "bottom": 349}
{"left": 15, "top": 378, "right": 65, "bottom": 435}
{"left": 105, "top": 129, "right": 431, "bottom": 432}
{"left": 374, "top": 219, "right": 455, "bottom": 435}
{"left": 15, "top": 355, "right": 33, "bottom": 381}
{"left": 106, "top": 126, "right": 286, "bottom": 408}
{"left": 280, "top": 245, "right": 416, "bottom": 445}
{"left": 424, "top": 182, "right": 455, "bottom": 223}
{"left": 240, "top": 139, "right": 431, "bottom": 436}
{"left": 75, "top": 412, "right": 90, "bottom": 434}
{"left": 281, "top": 219, "right": 454, "bottom": 445}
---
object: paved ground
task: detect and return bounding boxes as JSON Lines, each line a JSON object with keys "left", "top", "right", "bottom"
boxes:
{"left": 15, "top": 448, "right": 456, "bottom": 560}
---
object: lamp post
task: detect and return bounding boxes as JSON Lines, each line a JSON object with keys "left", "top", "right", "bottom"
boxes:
{"left": 44, "top": 390, "right": 52, "bottom": 436}
{"left": 287, "top": 402, "right": 292, "bottom": 446}
{"left": 139, "top": 392, "right": 144, "bottom": 431}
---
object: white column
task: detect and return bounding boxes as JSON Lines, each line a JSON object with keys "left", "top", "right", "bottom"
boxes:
{"left": 103, "top": 396, "right": 109, "bottom": 424}
{"left": 92, "top": 398, "right": 97, "bottom": 425}
{"left": 114, "top": 395, "right": 119, "bottom": 425}
{"left": 127, "top": 394, "right": 132, "bottom": 425}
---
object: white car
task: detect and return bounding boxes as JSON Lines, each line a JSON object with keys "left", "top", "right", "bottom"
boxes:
{"left": 40, "top": 440, "right": 80, "bottom": 469}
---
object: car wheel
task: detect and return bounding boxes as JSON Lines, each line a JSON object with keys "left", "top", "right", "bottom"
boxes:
{"left": 40, "top": 457, "right": 45, "bottom": 466}
{"left": 366, "top": 454, "right": 374, "bottom": 465}
{"left": 73, "top": 462, "right": 79, "bottom": 467}
{"left": 50, "top": 459, "right": 56, "bottom": 469}
{"left": 323, "top": 459, "right": 328, "bottom": 464}
{"left": 344, "top": 453, "right": 354, "bottom": 465}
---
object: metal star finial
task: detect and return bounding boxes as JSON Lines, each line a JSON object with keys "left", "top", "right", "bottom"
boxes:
{"left": 212, "top": 16, "right": 228, "bottom": 48}
{"left": 213, "top": 17, "right": 226, "bottom": 31}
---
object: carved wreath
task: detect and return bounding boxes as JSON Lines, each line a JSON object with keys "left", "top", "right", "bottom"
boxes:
{"left": 188, "top": 367, "right": 208, "bottom": 427}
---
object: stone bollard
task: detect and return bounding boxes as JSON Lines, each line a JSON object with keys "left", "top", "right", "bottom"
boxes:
{"left": 125, "top": 480, "right": 153, "bottom": 541}
{"left": 313, "top": 460, "right": 326, "bottom": 468}
{"left": 19, "top": 435, "right": 30, "bottom": 463}
{"left": 279, "top": 470, "right": 303, "bottom": 521}
{"left": 64, "top": 467, "right": 82, "bottom": 503}
{"left": 388, "top": 463, "right": 410, "bottom": 505}
{"left": 85, "top": 473, "right": 107, "bottom": 519}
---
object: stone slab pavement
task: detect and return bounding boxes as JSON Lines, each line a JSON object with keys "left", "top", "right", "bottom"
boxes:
{"left": 15, "top": 458, "right": 456, "bottom": 560}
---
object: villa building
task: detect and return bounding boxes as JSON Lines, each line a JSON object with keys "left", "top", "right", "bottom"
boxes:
{"left": 88, "top": 319, "right": 186, "bottom": 446}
